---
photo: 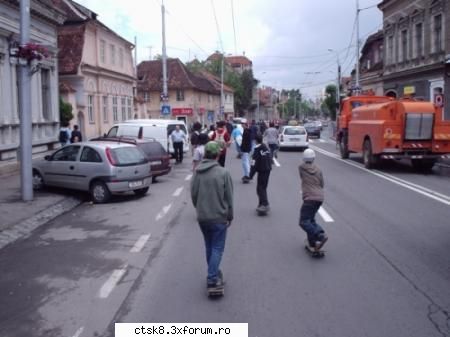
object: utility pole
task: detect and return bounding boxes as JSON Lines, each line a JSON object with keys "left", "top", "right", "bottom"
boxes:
{"left": 220, "top": 53, "right": 224, "bottom": 119}
{"left": 355, "top": 0, "right": 360, "bottom": 93}
{"left": 19, "top": 0, "right": 33, "bottom": 201}
{"left": 161, "top": 0, "right": 168, "bottom": 115}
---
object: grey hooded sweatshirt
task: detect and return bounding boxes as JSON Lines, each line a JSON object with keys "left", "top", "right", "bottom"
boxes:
{"left": 299, "top": 162, "right": 324, "bottom": 202}
{"left": 191, "top": 159, "right": 234, "bottom": 224}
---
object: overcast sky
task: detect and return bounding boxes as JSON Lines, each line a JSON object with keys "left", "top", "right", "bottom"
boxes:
{"left": 75, "top": 0, "right": 382, "bottom": 99}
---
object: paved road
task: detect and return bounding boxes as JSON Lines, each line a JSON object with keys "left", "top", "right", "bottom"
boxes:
{"left": 1, "top": 128, "right": 450, "bottom": 337}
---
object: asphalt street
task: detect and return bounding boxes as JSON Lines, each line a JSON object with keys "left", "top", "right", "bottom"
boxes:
{"left": 1, "top": 127, "right": 450, "bottom": 337}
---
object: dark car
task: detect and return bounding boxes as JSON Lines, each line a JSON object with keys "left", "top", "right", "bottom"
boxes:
{"left": 91, "top": 137, "right": 171, "bottom": 182}
{"left": 304, "top": 122, "right": 321, "bottom": 138}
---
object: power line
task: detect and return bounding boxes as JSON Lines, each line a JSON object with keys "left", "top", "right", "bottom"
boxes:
{"left": 211, "top": 0, "right": 224, "bottom": 52}
{"left": 231, "top": 0, "right": 237, "bottom": 55}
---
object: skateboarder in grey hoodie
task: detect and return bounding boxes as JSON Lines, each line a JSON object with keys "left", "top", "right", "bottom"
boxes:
{"left": 299, "top": 149, "right": 328, "bottom": 251}
{"left": 191, "top": 141, "right": 234, "bottom": 291}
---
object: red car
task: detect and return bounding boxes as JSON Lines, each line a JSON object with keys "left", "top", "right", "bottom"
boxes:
{"left": 91, "top": 137, "right": 171, "bottom": 182}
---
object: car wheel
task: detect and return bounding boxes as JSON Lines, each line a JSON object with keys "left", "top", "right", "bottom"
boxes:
{"left": 134, "top": 187, "right": 149, "bottom": 196}
{"left": 90, "top": 180, "right": 111, "bottom": 203}
{"left": 32, "top": 170, "right": 44, "bottom": 190}
{"left": 363, "top": 139, "right": 378, "bottom": 169}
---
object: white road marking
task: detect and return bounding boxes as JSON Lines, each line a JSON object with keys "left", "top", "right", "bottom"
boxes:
{"left": 173, "top": 187, "right": 184, "bottom": 197}
{"left": 98, "top": 266, "right": 128, "bottom": 299}
{"left": 273, "top": 158, "right": 281, "bottom": 167}
{"left": 72, "top": 327, "right": 84, "bottom": 337}
{"left": 185, "top": 174, "right": 193, "bottom": 181}
{"left": 155, "top": 203, "right": 172, "bottom": 221}
{"left": 311, "top": 145, "right": 450, "bottom": 206}
{"left": 318, "top": 207, "right": 334, "bottom": 222}
{"left": 130, "top": 234, "right": 151, "bottom": 253}
{"left": 319, "top": 139, "right": 326, "bottom": 143}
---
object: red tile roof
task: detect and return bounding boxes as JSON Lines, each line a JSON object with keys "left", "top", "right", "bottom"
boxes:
{"left": 225, "top": 55, "right": 252, "bottom": 67}
{"left": 57, "top": 24, "right": 85, "bottom": 75}
{"left": 137, "top": 59, "right": 219, "bottom": 94}
{"left": 199, "top": 70, "right": 234, "bottom": 93}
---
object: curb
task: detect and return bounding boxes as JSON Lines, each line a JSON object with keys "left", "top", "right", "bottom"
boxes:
{"left": 0, "top": 196, "right": 83, "bottom": 250}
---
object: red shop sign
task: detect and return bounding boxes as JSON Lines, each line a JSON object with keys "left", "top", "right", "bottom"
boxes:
{"left": 172, "top": 108, "right": 193, "bottom": 116}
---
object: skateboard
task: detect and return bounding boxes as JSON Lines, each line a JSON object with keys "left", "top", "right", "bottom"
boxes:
{"left": 242, "top": 177, "right": 250, "bottom": 184}
{"left": 304, "top": 240, "right": 325, "bottom": 258}
{"left": 256, "top": 208, "right": 269, "bottom": 216}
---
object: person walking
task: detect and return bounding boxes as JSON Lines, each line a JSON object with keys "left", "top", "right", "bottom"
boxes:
{"left": 249, "top": 134, "right": 272, "bottom": 213}
{"left": 190, "top": 122, "right": 202, "bottom": 156}
{"left": 299, "top": 149, "right": 328, "bottom": 251}
{"left": 192, "top": 133, "right": 208, "bottom": 171}
{"left": 170, "top": 125, "right": 186, "bottom": 164}
{"left": 59, "top": 123, "right": 71, "bottom": 147}
{"left": 191, "top": 141, "right": 234, "bottom": 292}
{"left": 263, "top": 122, "right": 279, "bottom": 160}
{"left": 210, "top": 121, "right": 231, "bottom": 167}
{"left": 70, "top": 125, "right": 82, "bottom": 143}
{"left": 240, "top": 120, "right": 252, "bottom": 183}
{"left": 231, "top": 123, "right": 243, "bottom": 159}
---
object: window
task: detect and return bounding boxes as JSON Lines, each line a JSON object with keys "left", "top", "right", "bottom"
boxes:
{"left": 144, "top": 92, "right": 150, "bottom": 102}
{"left": 388, "top": 36, "right": 394, "bottom": 64}
{"left": 119, "top": 48, "right": 124, "bottom": 68}
{"left": 401, "top": 30, "right": 408, "bottom": 62}
{"left": 176, "top": 89, "right": 185, "bottom": 101}
{"left": 88, "top": 95, "right": 94, "bottom": 123}
{"left": 113, "top": 96, "right": 118, "bottom": 121}
{"left": 127, "top": 97, "right": 132, "bottom": 119}
{"left": 121, "top": 97, "right": 126, "bottom": 120}
{"left": 80, "top": 147, "right": 102, "bottom": 163}
{"left": 434, "top": 14, "right": 442, "bottom": 52}
{"left": 415, "top": 23, "right": 423, "bottom": 58}
{"left": 41, "top": 69, "right": 51, "bottom": 120}
{"left": 110, "top": 44, "right": 116, "bottom": 65}
{"left": 52, "top": 146, "right": 81, "bottom": 162}
{"left": 100, "top": 40, "right": 106, "bottom": 63}
{"left": 367, "top": 59, "right": 371, "bottom": 70}
{"left": 102, "top": 96, "right": 108, "bottom": 122}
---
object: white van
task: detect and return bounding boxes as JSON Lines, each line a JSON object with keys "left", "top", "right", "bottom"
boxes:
{"left": 106, "top": 119, "right": 190, "bottom": 155}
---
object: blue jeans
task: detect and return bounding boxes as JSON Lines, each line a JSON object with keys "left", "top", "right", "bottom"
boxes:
{"left": 299, "top": 200, "right": 325, "bottom": 246}
{"left": 241, "top": 152, "right": 250, "bottom": 177}
{"left": 199, "top": 222, "right": 227, "bottom": 285}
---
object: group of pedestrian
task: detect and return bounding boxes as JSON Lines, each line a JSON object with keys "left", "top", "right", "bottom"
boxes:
{"left": 190, "top": 118, "right": 328, "bottom": 295}
{"left": 59, "top": 123, "right": 82, "bottom": 147}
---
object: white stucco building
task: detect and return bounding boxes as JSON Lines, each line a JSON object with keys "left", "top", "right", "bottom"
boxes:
{"left": 0, "top": 0, "right": 65, "bottom": 161}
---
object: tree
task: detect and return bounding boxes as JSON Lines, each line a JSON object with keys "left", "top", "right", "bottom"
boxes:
{"left": 324, "top": 84, "right": 337, "bottom": 120}
{"left": 59, "top": 97, "right": 73, "bottom": 126}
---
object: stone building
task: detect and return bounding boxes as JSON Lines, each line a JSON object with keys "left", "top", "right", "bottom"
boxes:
{"left": 378, "top": 0, "right": 448, "bottom": 117}
{"left": 0, "top": 0, "right": 65, "bottom": 161}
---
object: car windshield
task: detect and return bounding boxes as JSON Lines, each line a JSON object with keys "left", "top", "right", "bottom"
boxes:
{"left": 284, "top": 128, "right": 304, "bottom": 135}
{"left": 108, "top": 125, "right": 141, "bottom": 137}
{"left": 110, "top": 147, "right": 147, "bottom": 166}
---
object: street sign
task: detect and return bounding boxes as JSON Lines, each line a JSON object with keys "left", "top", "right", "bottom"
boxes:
{"left": 161, "top": 105, "right": 171, "bottom": 115}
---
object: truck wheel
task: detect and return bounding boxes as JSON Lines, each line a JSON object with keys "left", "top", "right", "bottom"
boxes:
{"left": 363, "top": 139, "right": 378, "bottom": 169}
{"left": 411, "top": 159, "right": 436, "bottom": 173}
{"left": 339, "top": 138, "right": 349, "bottom": 159}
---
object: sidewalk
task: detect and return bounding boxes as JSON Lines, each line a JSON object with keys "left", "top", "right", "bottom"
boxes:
{"left": 0, "top": 172, "right": 82, "bottom": 250}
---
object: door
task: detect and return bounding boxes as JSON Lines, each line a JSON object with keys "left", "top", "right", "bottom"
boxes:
{"left": 77, "top": 146, "right": 105, "bottom": 190}
{"left": 44, "top": 145, "right": 81, "bottom": 188}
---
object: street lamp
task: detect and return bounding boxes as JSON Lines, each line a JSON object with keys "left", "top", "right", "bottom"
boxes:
{"left": 328, "top": 49, "right": 341, "bottom": 114}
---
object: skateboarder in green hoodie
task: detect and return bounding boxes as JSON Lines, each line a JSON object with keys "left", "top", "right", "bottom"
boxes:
{"left": 191, "top": 141, "right": 234, "bottom": 294}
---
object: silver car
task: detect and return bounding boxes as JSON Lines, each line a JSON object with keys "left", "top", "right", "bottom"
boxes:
{"left": 32, "top": 141, "right": 152, "bottom": 203}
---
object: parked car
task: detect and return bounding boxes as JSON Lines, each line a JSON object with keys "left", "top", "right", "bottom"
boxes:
{"left": 91, "top": 136, "right": 171, "bottom": 182}
{"left": 32, "top": 141, "right": 151, "bottom": 203}
{"left": 279, "top": 126, "right": 309, "bottom": 151}
{"left": 304, "top": 122, "right": 321, "bottom": 138}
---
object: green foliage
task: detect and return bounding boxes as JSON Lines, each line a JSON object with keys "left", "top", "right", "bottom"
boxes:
{"left": 324, "top": 84, "right": 337, "bottom": 120}
{"left": 59, "top": 97, "right": 73, "bottom": 126}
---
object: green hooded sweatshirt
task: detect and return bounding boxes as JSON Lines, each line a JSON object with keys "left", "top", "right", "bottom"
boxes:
{"left": 191, "top": 159, "right": 234, "bottom": 224}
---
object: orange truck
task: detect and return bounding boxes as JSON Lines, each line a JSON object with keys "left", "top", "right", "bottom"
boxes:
{"left": 336, "top": 95, "right": 450, "bottom": 171}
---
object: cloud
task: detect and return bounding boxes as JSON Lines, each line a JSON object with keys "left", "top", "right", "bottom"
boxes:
{"left": 75, "top": 0, "right": 382, "bottom": 98}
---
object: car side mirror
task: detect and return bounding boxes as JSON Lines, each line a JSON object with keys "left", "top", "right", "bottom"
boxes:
{"left": 44, "top": 155, "right": 51, "bottom": 161}
{"left": 103, "top": 133, "right": 107, "bottom": 137}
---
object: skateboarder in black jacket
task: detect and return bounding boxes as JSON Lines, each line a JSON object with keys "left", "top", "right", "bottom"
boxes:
{"left": 249, "top": 134, "right": 272, "bottom": 213}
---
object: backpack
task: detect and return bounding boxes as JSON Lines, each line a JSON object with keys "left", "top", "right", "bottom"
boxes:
{"left": 59, "top": 129, "right": 68, "bottom": 143}
{"left": 215, "top": 130, "right": 227, "bottom": 150}
{"left": 190, "top": 131, "right": 200, "bottom": 146}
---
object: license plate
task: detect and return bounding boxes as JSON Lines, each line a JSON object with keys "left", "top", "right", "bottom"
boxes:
{"left": 150, "top": 161, "right": 161, "bottom": 165}
{"left": 129, "top": 180, "right": 143, "bottom": 188}
{"left": 290, "top": 138, "right": 300, "bottom": 141}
